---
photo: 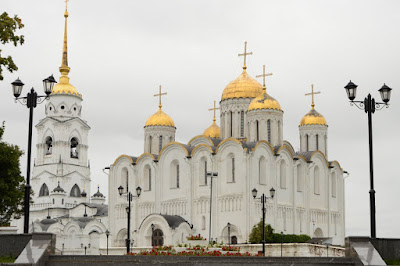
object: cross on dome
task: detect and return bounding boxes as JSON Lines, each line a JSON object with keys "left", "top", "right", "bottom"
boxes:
{"left": 256, "top": 64, "right": 273, "bottom": 91}
{"left": 154, "top": 85, "right": 167, "bottom": 109}
{"left": 208, "top": 100, "right": 220, "bottom": 122}
{"left": 238, "top": 41, "right": 253, "bottom": 70}
{"left": 305, "top": 84, "right": 321, "bottom": 110}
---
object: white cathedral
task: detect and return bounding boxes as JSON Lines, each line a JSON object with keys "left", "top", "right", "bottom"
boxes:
{"left": 13, "top": 4, "right": 345, "bottom": 255}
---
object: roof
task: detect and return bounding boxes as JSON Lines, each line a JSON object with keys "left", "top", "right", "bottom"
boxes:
{"left": 160, "top": 214, "right": 188, "bottom": 229}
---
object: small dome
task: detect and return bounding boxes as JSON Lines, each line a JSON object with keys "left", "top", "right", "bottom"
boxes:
{"left": 203, "top": 121, "right": 220, "bottom": 138}
{"left": 52, "top": 182, "right": 65, "bottom": 193}
{"left": 221, "top": 69, "right": 263, "bottom": 101}
{"left": 145, "top": 108, "right": 175, "bottom": 127}
{"left": 300, "top": 109, "right": 327, "bottom": 126}
{"left": 52, "top": 82, "right": 80, "bottom": 97}
{"left": 248, "top": 89, "right": 282, "bottom": 111}
{"left": 93, "top": 186, "right": 104, "bottom": 198}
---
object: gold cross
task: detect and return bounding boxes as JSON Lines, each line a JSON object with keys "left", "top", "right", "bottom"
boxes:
{"left": 256, "top": 65, "right": 273, "bottom": 89}
{"left": 305, "top": 84, "right": 321, "bottom": 109}
{"left": 238, "top": 41, "right": 253, "bottom": 69}
{"left": 154, "top": 85, "right": 167, "bottom": 109}
{"left": 208, "top": 100, "right": 220, "bottom": 122}
{"left": 65, "top": 0, "right": 69, "bottom": 11}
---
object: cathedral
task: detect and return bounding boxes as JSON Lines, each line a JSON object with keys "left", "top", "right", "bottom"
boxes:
{"left": 108, "top": 47, "right": 345, "bottom": 246}
{"left": 13, "top": 3, "right": 345, "bottom": 255}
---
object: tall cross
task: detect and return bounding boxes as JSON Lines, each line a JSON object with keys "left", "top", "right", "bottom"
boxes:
{"left": 305, "top": 84, "right": 321, "bottom": 109}
{"left": 238, "top": 41, "right": 253, "bottom": 69}
{"left": 208, "top": 100, "right": 220, "bottom": 122}
{"left": 256, "top": 65, "right": 273, "bottom": 89}
{"left": 154, "top": 85, "right": 167, "bottom": 109}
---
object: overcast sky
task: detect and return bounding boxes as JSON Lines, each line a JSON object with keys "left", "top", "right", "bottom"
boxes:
{"left": 1, "top": 0, "right": 399, "bottom": 238}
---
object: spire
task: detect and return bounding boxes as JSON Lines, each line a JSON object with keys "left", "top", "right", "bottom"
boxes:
{"left": 305, "top": 84, "right": 321, "bottom": 110}
{"left": 256, "top": 64, "right": 273, "bottom": 93}
{"left": 238, "top": 41, "right": 253, "bottom": 70}
{"left": 59, "top": 0, "right": 71, "bottom": 84}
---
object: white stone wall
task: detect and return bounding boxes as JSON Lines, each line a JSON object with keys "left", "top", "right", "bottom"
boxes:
{"left": 144, "top": 126, "right": 176, "bottom": 155}
{"left": 299, "top": 124, "right": 328, "bottom": 156}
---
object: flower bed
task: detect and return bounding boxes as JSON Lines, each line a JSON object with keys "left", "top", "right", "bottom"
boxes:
{"left": 187, "top": 234, "right": 206, "bottom": 240}
{"left": 222, "top": 246, "right": 240, "bottom": 251}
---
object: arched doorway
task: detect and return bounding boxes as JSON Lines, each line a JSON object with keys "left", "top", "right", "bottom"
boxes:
{"left": 152, "top": 229, "right": 164, "bottom": 246}
{"left": 231, "top": 236, "right": 237, "bottom": 244}
{"left": 314, "top": 228, "right": 323, "bottom": 238}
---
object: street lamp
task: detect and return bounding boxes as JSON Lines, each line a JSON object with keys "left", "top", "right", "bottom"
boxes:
{"left": 81, "top": 243, "right": 90, "bottom": 255}
{"left": 11, "top": 75, "right": 57, "bottom": 233}
{"left": 206, "top": 171, "right": 218, "bottom": 245}
{"left": 280, "top": 231, "right": 283, "bottom": 257}
{"left": 344, "top": 80, "right": 392, "bottom": 238}
{"left": 105, "top": 229, "right": 110, "bottom": 255}
{"left": 118, "top": 185, "right": 141, "bottom": 254}
{"left": 252, "top": 187, "right": 275, "bottom": 256}
{"left": 151, "top": 223, "right": 155, "bottom": 247}
{"left": 227, "top": 222, "right": 231, "bottom": 246}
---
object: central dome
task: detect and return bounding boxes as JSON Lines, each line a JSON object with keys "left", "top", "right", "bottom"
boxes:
{"left": 221, "top": 69, "right": 263, "bottom": 101}
{"left": 145, "top": 109, "right": 175, "bottom": 127}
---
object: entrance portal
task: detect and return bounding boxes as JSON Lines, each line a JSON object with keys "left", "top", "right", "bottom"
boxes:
{"left": 152, "top": 229, "right": 164, "bottom": 246}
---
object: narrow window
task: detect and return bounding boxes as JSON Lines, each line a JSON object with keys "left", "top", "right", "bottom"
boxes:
{"left": 230, "top": 111, "right": 233, "bottom": 137}
{"left": 159, "top": 135, "right": 163, "bottom": 152}
{"left": 149, "top": 168, "right": 152, "bottom": 191}
{"left": 45, "top": 137, "right": 53, "bottom": 155}
{"left": 314, "top": 166, "right": 320, "bottom": 195}
{"left": 256, "top": 120, "right": 259, "bottom": 141}
{"left": 297, "top": 164, "right": 303, "bottom": 192}
{"left": 331, "top": 172, "right": 336, "bottom": 197}
{"left": 306, "top": 134, "right": 309, "bottom": 152}
{"left": 149, "top": 136, "right": 152, "bottom": 153}
{"left": 278, "top": 121, "right": 281, "bottom": 142}
{"left": 240, "top": 111, "right": 244, "bottom": 137}
{"left": 122, "top": 167, "right": 129, "bottom": 193}
{"left": 267, "top": 120, "right": 271, "bottom": 143}
{"left": 280, "top": 160, "right": 286, "bottom": 189}
{"left": 316, "top": 134, "right": 319, "bottom": 150}
{"left": 62, "top": 199, "right": 64, "bottom": 204}
{"left": 259, "top": 157, "right": 266, "bottom": 185}
{"left": 176, "top": 164, "right": 180, "bottom": 188}
{"left": 204, "top": 161, "right": 208, "bottom": 185}
{"left": 232, "top": 157, "right": 235, "bottom": 182}
{"left": 39, "top": 183, "right": 49, "bottom": 197}
{"left": 70, "top": 184, "right": 81, "bottom": 197}
{"left": 70, "top": 137, "right": 79, "bottom": 158}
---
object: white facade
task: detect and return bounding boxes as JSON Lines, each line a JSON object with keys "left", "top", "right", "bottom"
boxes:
{"left": 108, "top": 69, "right": 345, "bottom": 247}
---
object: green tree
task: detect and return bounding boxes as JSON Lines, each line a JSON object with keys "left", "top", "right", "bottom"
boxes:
{"left": 0, "top": 122, "right": 25, "bottom": 225}
{"left": 0, "top": 12, "right": 25, "bottom": 80}
{"left": 249, "top": 220, "right": 274, "bottom": 244}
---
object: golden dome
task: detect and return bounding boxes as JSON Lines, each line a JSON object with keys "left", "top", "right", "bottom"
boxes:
{"left": 221, "top": 68, "right": 263, "bottom": 101}
{"left": 248, "top": 87, "right": 282, "bottom": 111}
{"left": 145, "top": 108, "right": 175, "bottom": 127}
{"left": 203, "top": 121, "right": 220, "bottom": 138}
{"left": 300, "top": 108, "right": 327, "bottom": 126}
{"left": 51, "top": 76, "right": 81, "bottom": 97}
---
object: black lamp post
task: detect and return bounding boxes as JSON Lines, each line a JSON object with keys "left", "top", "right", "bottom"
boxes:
{"left": 227, "top": 222, "right": 231, "bottom": 246}
{"left": 280, "top": 231, "right": 283, "bottom": 257}
{"left": 81, "top": 243, "right": 90, "bottom": 255}
{"left": 118, "top": 185, "right": 141, "bottom": 254}
{"left": 206, "top": 171, "right": 218, "bottom": 245}
{"left": 151, "top": 223, "right": 155, "bottom": 247}
{"left": 11, "top": 75, "right": 57, "bottom": 234}
{"left": 252, "top": 187, "right": 275, "bottom": 256}
{"left": 105, "top": 229, "right": 110, "bottom": 255}
{"left": 344, "top": 80, "right": 392, "bottom": 238}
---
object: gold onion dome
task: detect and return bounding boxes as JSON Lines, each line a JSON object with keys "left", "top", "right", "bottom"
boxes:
{"left": 221, "top": 68, "right": 263, "bottom": 101}
{"left": 300, "top": 108, "right": 327, "bottom": 126}
{"left": 203, "top": 121, "right": 220, "bottom": 138}
{"left": 51, "top": 8, "right": 81, "bottom": 97}
{"left": 248, "top": 87, "right": 282, "bottom": 111}
{"left": 145, "top": 108, "right": 175, "bottom": 127}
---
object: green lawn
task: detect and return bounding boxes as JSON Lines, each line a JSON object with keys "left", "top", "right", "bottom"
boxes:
{"left": 385, "top": 259, "right": 400, "bottom": 265}
{"left": 0, "top": 255, "right": 16, "bottom": 263}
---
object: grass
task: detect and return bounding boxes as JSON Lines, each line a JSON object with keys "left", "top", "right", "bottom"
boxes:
{"left": 0, "top": 255, "right": 16, "bottom": 263}
{"left": 385, "top": 259, "right": 400, "bottom": 265}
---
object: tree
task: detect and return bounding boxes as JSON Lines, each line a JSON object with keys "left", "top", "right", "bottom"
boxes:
{"left": 249, "top": 220, "right": 274, "bottom": 244}
{"left": 0, "top": 12, "right": 25, "bottom": 80}
{"left": 0, "top": 122, "right": 25, "bottom": 226}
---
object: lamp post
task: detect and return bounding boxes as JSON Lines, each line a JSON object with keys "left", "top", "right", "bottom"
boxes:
{"left": 118, "top": 185, "right": 141, "bottom": 254}
{"left": 227, "top": 222, "right": 231, "bottom": 246}
{"left": 252, "top": 187, "right": 275, "bottom": 256}
{"left": 11, "top": 75, "right": 57, "bottom": 234}
{"left": 344, "top": 81, "right": 392, "bottom": 238}
{"left": 280, "top": 231, "right": 283, "bottom": 257}
{"left": 105, "top": 229, "right": 110, "bottom": 255}
{"left": 206, "top": 171, "right": 218, "bottom": 245}
{"left": 151, "top": 224, "right": 155, "bottom": 247}
{"left": 81, "top": 243, "right": 90, "bottom": 255}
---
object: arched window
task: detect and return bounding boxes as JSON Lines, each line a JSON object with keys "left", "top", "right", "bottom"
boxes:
{"left": 121, "top": 167, "right": 129, "bottom": 193}
{"left": 280, "top": 160, "right": 286, "bottom": 189}
{"left": 240, "top": 111, "right": 244, "bottom": 137}
{"left": 331, "top": 172, "right": 337, "bottom": 197}
{"left": 45, "top": 137, "right": 53, "bottom": 155}
{"left": 70, "top": 184, "right": 81, "bottom": 197}
{"left": 170, "top": 160, "right": 180, "bottom": 188}
{"left": 62, "top": 199, "right": 64, "bottom": 205}
{"left": 70, "top": 137, "right": 79, "bottom": 158}
{"left": 297, "top": 164, "right": 303, "bottom": 192}
{"left": 267, "top": 120, "right": 271, "bottom": 143}
{"left": 200, "top": 157, "right": 207, "bottom": 185}
{"left": 170, "top": 136, "right": 173, "bottom": 143}
{"left": 149, "top": 135, "right": 152, "bottom": 153}
{"left": 227, "top": 154, "right": 235, "bottom": 183}
{"left": 316, "top": 134, "right": 319, "bottom": 150}
{"left": 259, "top": 157, "right": 266, "bottom": 185}
{"left": 144, "top": 165, "right": 151, "bottom": 191}
{"left": 230, "top": 111, "right": 233, "bottom": 137}
{"left": 52, "top": 198, "right": 55, "bottom": 204}
{"left": 256, "top": 120, "right": 259, "bottom": 141}
{"left": 159, "top": 135, "right": 163, "bottom": 152}
{"left": 306, "top": 134, "right": 309, "bottom": 152}
{"left": 314, "top": 166, "right": 320, "bottom": 195}
{"left": 39, "top": 183, "right": 49, "bottom": 197}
